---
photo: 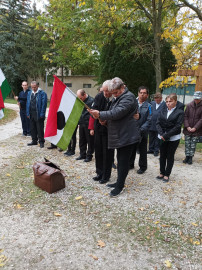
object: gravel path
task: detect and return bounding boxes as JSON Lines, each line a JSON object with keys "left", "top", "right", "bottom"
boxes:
{"left": 0, "top": 104, "right": 201, "bottom": 270}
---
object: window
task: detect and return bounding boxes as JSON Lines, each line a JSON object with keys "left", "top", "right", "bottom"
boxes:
{"left": 83, "top": 84, "right": 91, "bottom": 88}
{"left": 65, "top": 83, "right": 72, "bottom": 87}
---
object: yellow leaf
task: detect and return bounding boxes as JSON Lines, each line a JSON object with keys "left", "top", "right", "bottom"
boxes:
{"left": 97, "top": 240, "right": 105, "bottom": 248}
{"left": 193, "top": 241, "right": 200, "bottom": 245}
{"left": 106, "top": 223, "right": 111, "bottom": 227}
{"left": 154, "top": 221, "right": 160, "bottom": 224}
{"left": 161, "top": 224, "right": 170, "bottom": 227}
{"left": 54, "top": 212, "right": 62, "bottom": 217}
{"left": 165, "top": 260, "right": 172, "bottom": 268}
{"left": 89, "top": 254, "right": 98, "bottom": 260}
{"left": 191, "top": 223, "right": 198, "bottom": 227}
{"left": 75, "top": 196, "right": 82, "bottom": 200}
{"left": 6, "top": 173, "right": 11, "bottom": 177}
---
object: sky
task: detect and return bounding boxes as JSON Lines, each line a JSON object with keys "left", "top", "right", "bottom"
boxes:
{"left": 30, "top": 0, "right": 49, "bottom": 11}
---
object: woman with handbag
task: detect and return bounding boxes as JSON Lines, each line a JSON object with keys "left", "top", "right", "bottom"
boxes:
{"left": 156, "top": 94, "right": 184, "bottom": 182}
{"left": 183, "top": 91, "right": 202, "bottom": 164}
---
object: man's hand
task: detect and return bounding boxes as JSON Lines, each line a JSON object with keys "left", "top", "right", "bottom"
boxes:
{"left": 90, "top": 130, "right": 94, "bottom": 136}
{"left": 133, "top": 113, "right": 139, "bottom": 120}
{"left": 88, "top": 109, "right": 100, "bottom": 119}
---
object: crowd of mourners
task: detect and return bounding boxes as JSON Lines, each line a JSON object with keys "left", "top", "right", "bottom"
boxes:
{"left": 15, "top": 77, "right": 202, "bottom": 197}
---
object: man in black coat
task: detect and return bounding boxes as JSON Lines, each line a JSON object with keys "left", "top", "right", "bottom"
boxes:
{"left": 91, "top": 80, "right": 114, "bottom": 184}
{"left": 76, "top": 89, "right": 94, "bottom": 162}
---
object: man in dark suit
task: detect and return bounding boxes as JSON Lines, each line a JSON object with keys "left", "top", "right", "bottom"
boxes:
{"left": 148, "top": 92, "right": 165, "bottom": 156}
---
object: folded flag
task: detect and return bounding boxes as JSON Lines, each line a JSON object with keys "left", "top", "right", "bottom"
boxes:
{"left": 0, "top": 68, "right": 11, "bottom": 102}
{"left": 45, "top": 75, "right": 84, "bottom": 150}
{"left": 0, "top": 68, "right": 11, "bottom": 119}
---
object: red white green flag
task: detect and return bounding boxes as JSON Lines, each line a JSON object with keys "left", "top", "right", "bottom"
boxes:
{"left": 0, "top": 68, "right": 11, "bottom": 119}
{"left": 45, "top": 75, "right": 84, "bottom": 150}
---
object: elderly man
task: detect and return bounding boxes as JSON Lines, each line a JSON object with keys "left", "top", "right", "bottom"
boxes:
{"left": 183, "top": 91, "right": 202, "bottom": 165}
{"left": 14, "top": 81, "right": 31, "bottom": 136}
{"left": 26, "top": 81, "right": 47, "bottom": 148}
{"left": 90, "top": 80, "right": 114, "bottom": 184}
{"left": 89, "top": 77, "right": 140, "bottom": 197}
{"left": 76, "top": 89, "right": 94, "bottom": 162}
{"left": 129, "top": 86, "right": 152, "bottom": 174}
{"left": 148, "top": 92, "right": 165, "bottom": 156}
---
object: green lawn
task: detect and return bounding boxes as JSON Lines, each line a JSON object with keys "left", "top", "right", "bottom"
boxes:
{"left": 0, "top": 108, "right": 17, "bottom": 125}
{"left": 5, "top": 98, "right": 18, "bottom": 104}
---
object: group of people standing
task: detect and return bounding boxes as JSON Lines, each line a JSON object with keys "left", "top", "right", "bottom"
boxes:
{"left": 16, "top": 78, "right": 202, "bottom": 197}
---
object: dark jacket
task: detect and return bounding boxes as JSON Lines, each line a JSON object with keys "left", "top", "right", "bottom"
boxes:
{"left": 156, "top": 106, "right": 184, "bottom": 141}
{"left": 137, "top": 100, "right": 152, "bottom": 135}
{"left": 100, "top": 89, "right": 140, "bottom": 149}
{"left": 18, "top": 89, "right": 31, "bottom": 110}
{"left": 26, "top": 90, "right": 47, "bottom": 120}
{"left": 91, "top": 91, "right": 109, "bottom": 133}
{"left": 78, "top": 95, "right": 94, "bottom": 126}
{"left": 149, "top": 101, "right": 165, "bottom": 131}
{"left": 183, "top": 100, "right": 202, "bottom": 136}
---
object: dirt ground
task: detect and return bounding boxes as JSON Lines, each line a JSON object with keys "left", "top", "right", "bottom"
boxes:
{"left": 0, "top": 104, "right": 201, "bottom": 270}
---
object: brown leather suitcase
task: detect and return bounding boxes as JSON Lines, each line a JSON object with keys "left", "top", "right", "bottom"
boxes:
{"left": 33, "top": 158, "right": 66, "bottom": 194}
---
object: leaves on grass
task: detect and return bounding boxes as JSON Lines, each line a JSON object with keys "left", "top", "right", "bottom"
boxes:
{"left": 54, "top": 212, "right": 62, "bottom": 217}
{"left": 89, "top": 254, "right": 98, "bottom": 260}
{"left": 75, "top": 196, "right": 82, "bottom": 200}
{"left": 80, "top": 201, "right": 87, "bottom": 206}
{"left": 14, "top": 203, "right": 23, "bottom": 209}
{"left": 106, "top": 223, "right": 111, "bottom": 227}
{"left": 164, "top": 260, "right": 172, "bottom": 268}
{"left": 6, "top": 173, "right": 11, "bottom": 177}
{"left": 97, "top": 240, "right": 105, "bottom": 248}
{"left": 0, "top": 254, "right": 8, "bottom": 267}
{"left": 191, "top": 222, "right": 198, "bottom": 226}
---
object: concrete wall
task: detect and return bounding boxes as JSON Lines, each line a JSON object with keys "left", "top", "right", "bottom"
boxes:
{"left": 28, "top": 75, "right": 99, "bottom": 99}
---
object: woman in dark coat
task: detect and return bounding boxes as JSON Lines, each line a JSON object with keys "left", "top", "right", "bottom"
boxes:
{"left": 89, "top": 77, "right": 140, "bottom": 197}
{"left": 183, "top": 91, "right": 202, "bottom": 164}
{"left": 156, "top": 94, "right": 184, "bottom": 182}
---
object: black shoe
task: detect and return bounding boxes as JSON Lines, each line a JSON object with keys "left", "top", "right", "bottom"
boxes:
{"left": 154, "top": 152, "right": 159, "bottom": 156}
{"left": 64, "top": 150, "right": 73, "bottom": 156}
{"left": 58, "top": 148, "right": 63, "bottom": 152}
{"left": 99, "top": 179, "right": 109, "bottom": 184}
{"left": 93, "top": 175, "right": 102, "bottom": 181}
{"left": 156, "top": 175, "right": 164, "bottom": 180}
{"left": 84, "top": 158, "right": 92, "bottom": 162}
{"left": 137, "top": 169, "right": 146, "bottom": 174}
{"left": 110, "top": 188, "right": 123, "bottom": 197}
{"left": 187, "top": 156, "right": 193, "bottom": 165}
{"left": 163, "top": 177, "right": 169, "bottom": 183}
{"left": 40, "top": 143, "right": 44, "bottom": 148}
{"left": 107, "top": 183, "right": 116, "bottom": 188}
{"left": 112, "top": 163, "right": 117, "bottom": 169}
{"left": 27, "top": 141, "right": 37, "bottom": 146}
{"left": 183, "top": 156, "right": 189, "bottom": 163}
{"left": 147, "top": 150, "right": 154, "bottom": 154}
{"left": 47, "top": 145, "right": 57, "bottom": 149}
{"left": 76, "top": 156, "right": 86, "bottom": 160}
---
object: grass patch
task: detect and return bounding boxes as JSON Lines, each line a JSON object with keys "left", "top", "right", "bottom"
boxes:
{"left": 4, "top": 98, "right": 17, "bottom": 104}
{"left": 0, "top": 108, "right": 17, "bottom": 125}
{"left": 180, "top": 138, "right": 202, "bottom": 152}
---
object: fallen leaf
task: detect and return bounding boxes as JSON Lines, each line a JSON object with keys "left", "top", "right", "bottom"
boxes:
{"left": 130, "top": 229, "right": 135, "bottom": 233}
{"left": 191, "top": 222, "right": 198, "bottom": 227}
{"left": 161, "top": 224, "right": 170, "bottom": 227}
{"left": 6, "top": 173, "right": 11, "bottom": 177}
{"left": 164, "top": 259, "right": 172, "bottom": 268}
{"left": 97, "top": 240, "right": 105, "bottom": 248}
{"left": 75, "top": 196, "right": 82, "bottom": 200}
{"left": 54, "top": 212, "right": 62, "bottom": 217}
{"left": 106, "top": 223, "right": 111, "bottom": 227}
{"left": 14, "top": 203, "right": 23, "bottom": 209}
{"left": 89, "top": 254, "right": 98, "bottom": 260}
{"left": 16, "top": 166, "right": 24, "bottom": 169}
{"left": 80, "top": 201, "right": 87, "bottom": 206}
{"left": 154, "top": 221, "right": 160, "bottom": 224}
{"left": 193, "top": 241, "right": 200, "bottom": 245}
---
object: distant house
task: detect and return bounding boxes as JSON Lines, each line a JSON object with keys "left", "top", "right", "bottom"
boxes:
{"left": 28, "top": 70, "right": 98, "bottom": 99}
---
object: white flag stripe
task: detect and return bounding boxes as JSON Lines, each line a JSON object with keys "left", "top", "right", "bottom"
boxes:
{"left": 0, "top": 69, "right": 6, "bottom": 86}
{"left": 45, "top": 87, "right": 76, "bottom": 145}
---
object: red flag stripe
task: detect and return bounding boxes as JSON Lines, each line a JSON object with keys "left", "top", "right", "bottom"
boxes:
{"left": 44, "top": 76, "right": 66, "bottom": 137}
{"left": 0, "top": 88, "right": 5, "bottom": 110}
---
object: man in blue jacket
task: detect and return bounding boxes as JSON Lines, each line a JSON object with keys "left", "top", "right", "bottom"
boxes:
{"left": 26, "top": 81, "right": 47, "bottom": 148}
{"left": 129, "top": 86, "right": 152, "bottom": 174}
{"left": 15, "top": 81, "right": 31, "bottom": 136}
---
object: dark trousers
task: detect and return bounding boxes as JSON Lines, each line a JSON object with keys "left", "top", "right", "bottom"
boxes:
{"left": 79, "top": 125, "right": 94, "bottom": 159}
{"left": 130, "top": 135, "right": 147, "bottom": 171}
{"left": 68, "top": 126, "right": 78, "bottom": 152}
{"left": 30, "top": 117, "right": 45, "bottom": 144}
{"left": 94, "top": 130, "right": 114, "bottom": 180}
{"left": 149, "top": 131, "right": 160, "bottom": 153}
{"left": 159, "top": 139, "right": 180, "bottom": 177}
{"left": 116, "top": 144, "right": 137, "bottom": 190}
{"left": 20, "top": 109, "right": 30, "bottom": 135}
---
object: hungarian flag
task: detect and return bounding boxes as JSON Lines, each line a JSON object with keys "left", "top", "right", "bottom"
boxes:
{"left": 45, "top": 75, "right": 84, "bottom": 150}
{"left": 0, "top": 68, "right": 11, "bottom": 119}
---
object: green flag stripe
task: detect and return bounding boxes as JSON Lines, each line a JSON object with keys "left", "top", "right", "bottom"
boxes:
{"left": 1, "top": 79, "right": 11, "bottom": 100}
{"left": 57, "top": 98, "right": 84, "bottom": 150}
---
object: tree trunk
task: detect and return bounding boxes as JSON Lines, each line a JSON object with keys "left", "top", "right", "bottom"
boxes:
{"left": 153, "top": 29, "right": 162, "bottom": 91}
